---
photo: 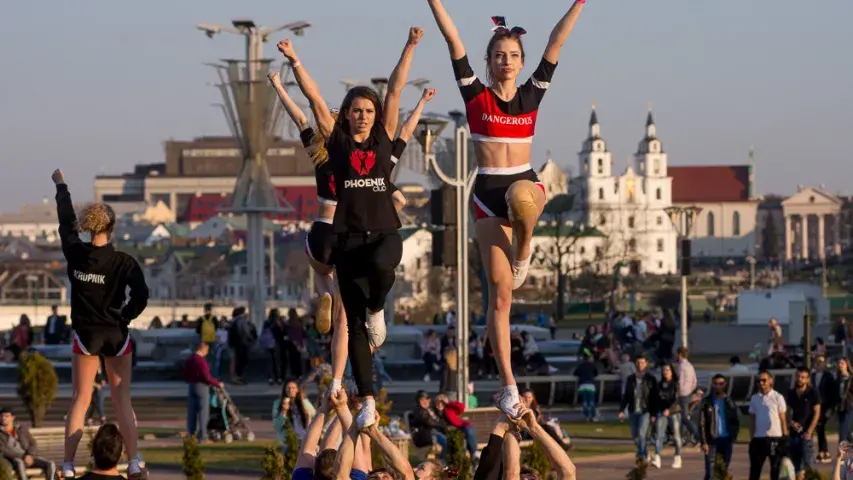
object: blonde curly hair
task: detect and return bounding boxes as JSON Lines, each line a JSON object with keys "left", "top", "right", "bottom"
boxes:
{"left": 306, "top": 110, "right": 339, "bottom": 168}
{"left": 78, "top": 203, "right": 116, "bottom": 236}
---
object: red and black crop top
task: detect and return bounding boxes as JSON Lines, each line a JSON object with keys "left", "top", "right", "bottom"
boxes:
{"left": 451, "top": 55, "right": 556, "bottom": 144}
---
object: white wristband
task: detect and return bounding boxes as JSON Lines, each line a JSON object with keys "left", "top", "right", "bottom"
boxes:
{"left": 291, "top": 61, "right": 301, "bottom": 68}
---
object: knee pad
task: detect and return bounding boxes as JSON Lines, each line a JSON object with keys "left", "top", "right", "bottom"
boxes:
{"left": 505, "top": 180, "right": 539, "bottom": 223}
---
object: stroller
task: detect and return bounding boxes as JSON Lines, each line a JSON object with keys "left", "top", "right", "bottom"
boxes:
{"left": 207, "top": 387, "right": 255, "bottom": 443}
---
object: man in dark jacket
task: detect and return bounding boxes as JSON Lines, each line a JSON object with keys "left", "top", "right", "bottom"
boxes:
{"left": 618, "top": 355, "right": 657, "bottom": 463}
{"left": 698, "top": 374, "right": 740, "bottom": 480}
{"left": 812, "top": 354, "right": 838, "bottom": 462}
{"left": 409, "top": 391, "right": 447, "bottom": 460}
{"left": 0, "top": 407, "right": 56, "bottom": 480}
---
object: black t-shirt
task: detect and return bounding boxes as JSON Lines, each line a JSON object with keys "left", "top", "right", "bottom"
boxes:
{"left": 786, "top": 386, "right": 821, "bottom": 428}
{"left": 323, "top": 125, "right": 406, "bottom": 234}
{"left": 76, "top": 472, "right": 126, "bottom": 480}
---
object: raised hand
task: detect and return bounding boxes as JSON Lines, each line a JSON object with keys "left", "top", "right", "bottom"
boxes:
{"left": 268, "top": 71, "right": 281, "bottom": 85}
{"left": 276, "top": 39, "right": 296, "bottom": 59}
{"left": 330, "top": 387, "right": 349, "bottom": 412}
{"left": 514, "top": 408, "right": 537, "bottom": 431}
{"left": 408, "top": 27, "right": 424, "bottom": 45}
{"left": 51, "top": 169, "right": 65, "bottom": 185}
{"left": 421, "top": 88, "right": 436, "bottom": 102}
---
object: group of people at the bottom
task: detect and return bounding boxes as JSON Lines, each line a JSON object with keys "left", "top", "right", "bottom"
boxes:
{"left": 293, "top": 387, "right": 576, "bottom": 480}
{"left": 620, "top": 351, "right": 853, "bottom": 480}
{"left": 0, "top": 407, "right": 129, "bottom": 480}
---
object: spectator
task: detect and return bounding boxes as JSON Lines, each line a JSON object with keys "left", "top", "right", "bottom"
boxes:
{"left": 521, "top": 390, "right": 570, "bottom": 449}
{"left": 86, "top": 358, "right": 107, "bottom": 426}
{"left": 651, "top": 362, "right": 682, "bottom": 469}
{"left": 410, "top": 391, "right": 447, "bottom": 460}
{"left": 194, "top": 302, "right": 219, "bottom": 346}
{"left": 44, "top": 305, "right": 68, "bottom": 345}
{"left": 182, "top": 341, "right": 223, "bottom": 443}
{"left": 812, "top": 354, "right": 838, "bottom": 463}
{"left": 77, "top": 423, "right": 126, "bottom": 480}
{"left": 676, "top": 347, "right": 700, "bottom": 444}
{"left": 832, "top": 434, "right": 853, "bottom": 480}
{"left": 228, "top": 306, "right": 256, "bottom": 384}
{"left": 0, "top": 407, "right": 56, "bottom": 479}
{"left": 466, "top": 382, "right": 478, "bottom": 409}
{"left": 548, "top": 314, "right": 557, "bottom": 340}
{"left": 786, "top": 367, "right": 821, "bottom": 478}
{"left": 260, "top": 312, "right": 282, "bottom": 385}
{"left": 9, "top": 315, "right": 32, "bottom": 361}
{"left": 422, "top": 330, "right": 441, "bottom": 382}
{"left": 699, "top": 374, "right": 739, "bottom": 480}
{"left": 573, "top": 353, "right": 599, "bottom": 422}
{"left": 211, "top": 317, "right": 231, "bottom": 379}
{"left": 521, "top": 331, "right": 548, "bottom": 374}
{"left": 619, "top": 355, "right": 657, "bottom": 463}
{"left": 730, "top": 356, "right": 751, "bottom": 372}
{"left": 837, "top": 357, "right": 853, "bottom": 445}
{"left": 434, "top": 393, "right": 478, "bottom": 459}
{"left": 768, "top": 318, "right": 784, "bottom": 355}
{"left": 748, "top": 370, "right": 788, "bottom": 480}
{"left": 282, "top": 308, "right": 305, "bottom": 380}
{"left": 618, "top": 352, "right": 636, "bottom": 396}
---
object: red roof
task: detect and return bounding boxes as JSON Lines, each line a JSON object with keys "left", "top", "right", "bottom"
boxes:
{"left": 182, "top": 186, "right": 320, "bottom": 223}
{"left": 669, "top": 165, "right": 750, "bottom": 203}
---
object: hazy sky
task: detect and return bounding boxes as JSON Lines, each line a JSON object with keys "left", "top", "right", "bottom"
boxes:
{"left": 1, "top": 0, "right": 851, "bottom": 209}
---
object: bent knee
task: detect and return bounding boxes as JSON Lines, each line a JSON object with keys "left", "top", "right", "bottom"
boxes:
{"left": 490, "top": 282, "right": 513, "bottom": 313}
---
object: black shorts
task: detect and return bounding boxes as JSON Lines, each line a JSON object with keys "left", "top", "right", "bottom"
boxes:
{"left": 305, "top": 220, "right": 336, "bottom": 266}
{"left": 72, "top": 328, "right": 132, "bottom": 357}
{"left": 472, "top": 165, "right": 544, "bottom": 220}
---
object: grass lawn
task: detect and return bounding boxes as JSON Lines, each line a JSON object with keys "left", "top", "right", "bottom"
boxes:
{"left": 566, "top": 418, "right": 838, "bottom": 444}
{"left": 140, "top": 440, "right": 635, "bottom": 472}
{"left": 136, "top": 426, "right": 182, "bottom": 439}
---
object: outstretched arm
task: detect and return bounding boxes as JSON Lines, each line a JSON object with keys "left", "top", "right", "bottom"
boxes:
{"left": 502, "top": 430, "right": 522, "bottom": 479}
{"left": 52, "top": 169, "right": 82, "bottom": 257}
{"left": 384, "top": 27, "right": 423, "bottom": 139}
{"left": 295, "top": 395, "right": 331, "bottom": 469}
{"left": 521, "top": 411, "right": 576, "bottom": 480}
{"left": 268, "top": 72, "right": 310, "bottom": 132}
{"left": 426, "top": 0, "right": 466, "bottom": 60}
{"left": 333, "top": 423, "right": 360, "bottom": 480}
{"left": 365, "top": 425, "right": 415, "bottom": 480}
{"left": 542, "top": 0, "right": 586, "bottom": 65}
{"left": 396, "top": 88, "right": 436, "bottom": 143}
{"left": 276, "top": 40, "right": 335, "bottom": 139}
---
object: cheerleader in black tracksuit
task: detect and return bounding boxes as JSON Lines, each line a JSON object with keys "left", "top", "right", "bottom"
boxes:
{"left": 52, "top": 169, "right": 149, "bottom": 479}
{"left": 276, "top": 28, "right": 434, "bottom": 427}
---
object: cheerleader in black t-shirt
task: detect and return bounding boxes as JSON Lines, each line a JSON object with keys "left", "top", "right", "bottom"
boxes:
{"left": 276, "top": 28, "right": 434, "bottom": 428}
{"left": 267, "top": 71, "right": 410, "bottom": 401}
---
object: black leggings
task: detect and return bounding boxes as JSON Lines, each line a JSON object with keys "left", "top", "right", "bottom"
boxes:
{"left": 335, "top": 231, "right": 403, "bottom": 397}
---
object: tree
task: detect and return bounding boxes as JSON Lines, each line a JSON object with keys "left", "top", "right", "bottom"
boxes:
{"left": 282, "top": 423, "right": 299, "bottom": 478}
{"left": 375, "top": 388, "right": 392, "bottom": 428}
{"left": 761, "top": 214, "right": 780, "bottom": 260}
{"left": 445, "top": 429, "right": 472, "bottom": 480}
{"left": 181, "top": 436, "right": 204, "bottom": 480}
{"left": 521, "top": 441, "right": 552, "bottom": 480}
{"left": 16, "top": 351, "right": 58, "bottom": 427}
{"left": 262, "top": 445, "right": 286, "bottom": 480}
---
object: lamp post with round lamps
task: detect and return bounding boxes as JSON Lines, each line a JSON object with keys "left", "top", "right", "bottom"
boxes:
{"left": 664, "top": 205, "right": 702, "bottom": 348}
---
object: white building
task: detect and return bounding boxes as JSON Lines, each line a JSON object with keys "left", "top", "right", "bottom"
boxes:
{"left": 538, "top": 156, "right": 569, "bottom": 201}
{"left": 391, "top": 227, "right": 440, "bottom": 310}
{"left": 0, "top": 202, "right": 59, "bottom": 242}
{"left": 568, "top": 107, "right": 678, "bottom": 275}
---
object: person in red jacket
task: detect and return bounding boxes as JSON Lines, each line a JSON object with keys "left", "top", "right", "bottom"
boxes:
{"left": 435, "top": 393, "right": 479, "bottom": 459}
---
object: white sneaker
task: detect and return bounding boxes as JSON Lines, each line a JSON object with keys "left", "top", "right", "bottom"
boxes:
{"left": 493, "top": 389, "right": 521, "bottom": 419}
{"left": 672, "top": 455, "right": 682, "bottom": 469}
{"left": 366, "top": 309, "right": 387, "bottom": 348}
{"left": 356, "top": 400, "right": 377, "bottom": 429}
{"left": 651, "top": 454, "right": 661, "bottom": 469}
{"left": 61, "top": 462, "right": 75, "bottom": 478}
{"left": 511, "top": 256, "right": 530, "bottom": 290}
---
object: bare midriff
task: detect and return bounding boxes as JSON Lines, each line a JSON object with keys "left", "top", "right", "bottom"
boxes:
{"left": 474, "top": 141, "right": 532, "bottom": 169}
{"left": 318, "top": 203, "right": 336, "bottom": 220}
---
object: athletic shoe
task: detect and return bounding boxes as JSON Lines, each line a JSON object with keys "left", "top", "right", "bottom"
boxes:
{"left": 366, "top": 309, "right": 387, "bottom": 348}
{"left": 127, "top": 456, "right": 147, "bottom": 480}
{"left": 492, "top": 389, "right": 521, "bottom": 419}
{"left": 511, "top": 256, "right": 530, "bottom": 290}
{"left": 316, "top": 292, "right": 333, "bottom": 335}
{"left": 61, "top": 462, "right": 75, "bottom": 479}
{"left": 356, "top": 400, "right": 376, "bottom": 429}
{"left": 672, "top": 455, "right": 682, "bottom": 469}
{"left": 651, "top": 454, "right": 661, "bottom": 469}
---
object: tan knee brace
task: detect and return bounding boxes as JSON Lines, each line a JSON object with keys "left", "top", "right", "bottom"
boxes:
{"left": 505, "top": 180, "right": 539, "bottom": 223}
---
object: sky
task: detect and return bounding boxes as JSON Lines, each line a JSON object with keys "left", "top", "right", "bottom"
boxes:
{"left": 0, "top": 0, "right": 851, "bottom": 209}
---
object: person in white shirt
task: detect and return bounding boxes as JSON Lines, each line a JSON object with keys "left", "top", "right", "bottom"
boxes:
{"left": 749, "top": 370, "right": 789, "bottom": 480}
{"left": 676, "top": 348, "right": 700, "bottom": 443}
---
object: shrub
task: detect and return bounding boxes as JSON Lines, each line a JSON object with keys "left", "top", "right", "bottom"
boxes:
{"left": 375, "top": 388, "right": 392, "bottom": 428}
{"left": 86, "top": 428, "right": 96, "bottom": 471}
{"left": 625, "top": 459, "right": 647, "bottom": 480}
{"left": 262, "top": 445, "right": 286, "bottom": 480}
{"left": 522, "top": 440, "right": 552, "bottom": 480}
{"left": 445, "top": 429, "right": 472, "bottom": 480}
{"left": 16, "top": 351, "right": 58, "bottom": 427}
{"left": 181, "top": 435, "right": 204, "bottom": 480}
{"left": 803, "top": 468, "right": 828, "bottom": 480}
{"left": 711, "top": 453, "right": 733, "bottom": 480}
{"left": 282, "top": 423, "right": 299, "bottom": 478}
{"left": 0, "top": 459, "right": 14, "bottom": 480}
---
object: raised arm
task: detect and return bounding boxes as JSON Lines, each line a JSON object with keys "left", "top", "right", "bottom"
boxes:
{"left": 276, "top": 40, "right": 335, "bottom": 139}
{"left": 333, "top": 423, "right": 360, "bottom": 480}
{"left": 383, "top": 27, "right": 423, "bottom": 139}
{"left": 268, "top": 72, "right": 309, "bottom": 131}
{"left": 502, "top": 429, "right": 522, "bottom": 479}
{"left": 542, "top": 0, "right": 586, "bottom": 65}
{"left": 295, "top": 394, "right": 331, "bottom": 469}
{"left": 52, "top": 169, "right": 82, "bottom": 257}
{"left": 426, "top": 0, "right": 466, "bottom": 60}
{"left": 396, "top": 88, "right": 435, "bottom": 143}
{"left": 521, "top": 411, "right": 576, "bottom": 480}
{"left": 320, "top": 414, "right": 342, "bottom": 451}
{"left": 365, "top": 425, "right": 415, "bottom": 480}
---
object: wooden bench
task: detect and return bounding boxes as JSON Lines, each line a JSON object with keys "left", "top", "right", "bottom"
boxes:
{"left": 24, "top": 427, "right": 128, "bottom": 480}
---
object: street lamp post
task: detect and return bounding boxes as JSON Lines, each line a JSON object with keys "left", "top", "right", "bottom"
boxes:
{"left": 664, "top": 206, "right": 702, "bottom": 348}
{"left": 198, "top": 19, "right": 310, "bottom": 329}
{"left": 415, "top": 115, "right": 476, "bottom": 403}
{"left": 746, "top": 256, "right": 756, "bottom": 290}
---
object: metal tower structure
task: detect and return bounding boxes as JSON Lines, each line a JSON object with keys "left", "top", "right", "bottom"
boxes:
{"left": 198, "top": 19, "right": 310, "bottom": 328}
